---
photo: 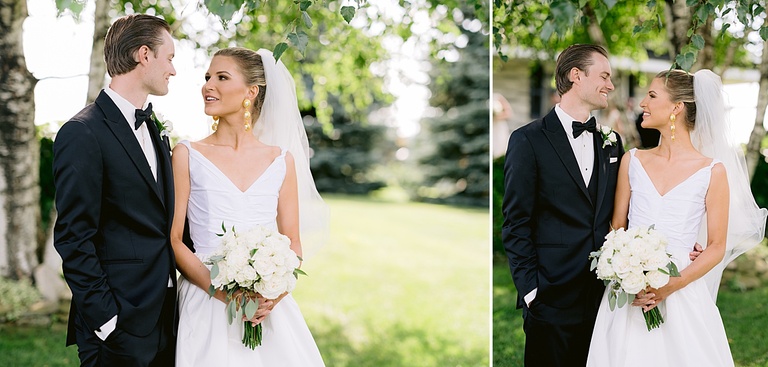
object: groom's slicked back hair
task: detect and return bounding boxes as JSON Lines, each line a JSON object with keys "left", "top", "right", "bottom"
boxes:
{"left": 555, "top": 44, "right": 609, "bottom": 96}
{"left": 104, "top": 14, "right": 171, "bottom": 77}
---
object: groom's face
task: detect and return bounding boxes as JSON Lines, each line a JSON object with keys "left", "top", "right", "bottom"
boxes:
{"left": 144, "top": 30, "right": 176, "bottom": 96}
{"left": 575, "top": 53, "right": 614, "bottom": 110}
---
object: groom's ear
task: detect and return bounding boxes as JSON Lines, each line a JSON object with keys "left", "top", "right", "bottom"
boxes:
{"left": 135, "top": 45, "right": 151, "bottom": 65}
{"left": 569, "top": 67, "right": 581, "bottom": 84}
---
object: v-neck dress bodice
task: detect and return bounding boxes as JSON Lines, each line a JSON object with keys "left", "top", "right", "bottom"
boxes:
{"left": 180, "top": 140, "right": 286, "bottom": 256}
{"left": 587, "top": 148, "right": 734, "bottom": 367}
{"left": 627, "top": 148, "right": 716, "bottom": 256}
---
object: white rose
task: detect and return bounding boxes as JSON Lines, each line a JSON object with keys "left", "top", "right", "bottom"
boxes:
{"left": 595, "top": 253, "right": 615, "bottom": 279}
{"left": 621, "top": 272, "right": 647, "bottom": 294}
{"left": 611, "top": 253, "right": 633, "bottom": 278}
{"left": 600, "top": 125, "right": 611, "bottom": 135}
{"left": 645, "top": 270, "right": 671, "bottom": 289}
{"left": 233, "top": 264, "right": 258, "bottom": 287}
{"left": 256, "top": 277, "right": 287, "bottom": 299}
{"left": 252, "top": 251, "right": 278, "bottom": 276}
{"left": 285, "top": 273, "right": 298, "bottom": 292}
{"left": 608, "top": 132, "right": 617, "bottom": 143}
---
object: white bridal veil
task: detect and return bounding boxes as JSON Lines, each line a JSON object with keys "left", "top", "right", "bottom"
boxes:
{"left": 690, "top": 69, "right": 768, "bottom": 300}
{"left": 252, "top": 49, "right": 329, "bottom": 259}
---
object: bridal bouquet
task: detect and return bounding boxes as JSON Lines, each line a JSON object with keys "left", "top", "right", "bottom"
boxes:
{"left": 206, "top": 223, "right": 305, "bottom": 349}
{"left": 589, "top": 225, "right": 680, "bottom": 331}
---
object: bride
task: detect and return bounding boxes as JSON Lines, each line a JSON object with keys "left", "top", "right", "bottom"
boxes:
{"left": 587, "top": 69, "right": 766, "bottom": 366}
{"left": 170, "top": 47, "right": 328, "bottom": 366}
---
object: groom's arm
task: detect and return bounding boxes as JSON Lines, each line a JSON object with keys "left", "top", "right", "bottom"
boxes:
{"left": 53, "top": 120, "right": 118, "bottom": 337}
{"left": 501, "top": 130, "right": 539, "bottom": 309}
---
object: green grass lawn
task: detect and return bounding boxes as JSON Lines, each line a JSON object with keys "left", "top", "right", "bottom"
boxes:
{"left": 493, "top": 261, "right": 768, "bottom": 367}
{"left": 0, "top": 195, "right": 490, "bottom": 366}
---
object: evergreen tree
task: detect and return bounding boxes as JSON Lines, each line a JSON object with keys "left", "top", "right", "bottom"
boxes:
{"left": 415, "top": 23, "right": 489, "bottom": 207}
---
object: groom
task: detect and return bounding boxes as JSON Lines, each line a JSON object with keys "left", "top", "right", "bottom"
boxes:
{"left": 502, "top": 44, "right": 624, "bottom": 366}
{"left": 53, "top": 14, "right": 177, "bottom": 366}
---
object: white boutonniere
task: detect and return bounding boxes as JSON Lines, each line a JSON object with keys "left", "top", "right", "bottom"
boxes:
{"left": 597, "top": 124, "right": 617, "bottom": 148}
{"left": 151, "top": 111, "right": 173, "bottom": 139}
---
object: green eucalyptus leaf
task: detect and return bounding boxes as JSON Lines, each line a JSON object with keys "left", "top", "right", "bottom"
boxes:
{"left": 299, "top": 0, "right": 311, "bottom": 11}
{"left": 210, "top": 263, "right": 219, "bottom": 279}
{"left": 227, "top": 301, "right": 237, "bottom": 324}
{"left": 668, "top": 261, "right": 681, "bottom": 277}
{"left": 245, "top": 299, "right": 258, "bottom": 319}
{"left": 608, "top": 292, "right": 617, "bottom": 310}
{"left": 208, "top": 284, "right": 216, "bottom": 297}
{"left": 617, "top": 290, "right": 627, "bottom": 308}
{"left": 294, "top": 268, "right": 307, "bottom": 277}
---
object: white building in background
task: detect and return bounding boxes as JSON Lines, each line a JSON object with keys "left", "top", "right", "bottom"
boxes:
{"left": 492, "top": 48, "right": 761, "bottom": 158}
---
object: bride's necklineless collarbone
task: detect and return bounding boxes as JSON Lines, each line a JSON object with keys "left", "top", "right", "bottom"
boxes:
{"left": 189, "top": 141, "right": 283, "bottom": 193}
{"left": 634, "top": 149, "right": 714, "bottom": 197}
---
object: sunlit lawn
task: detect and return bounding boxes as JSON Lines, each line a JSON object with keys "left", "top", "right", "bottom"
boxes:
{"left": 493, "top": 261, "right": 768, "bottom": 367}
{"left": 0, "top": 195, "right": 490, "bottom": 367}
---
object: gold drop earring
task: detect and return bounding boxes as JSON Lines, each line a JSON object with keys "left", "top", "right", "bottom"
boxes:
{"left": 212, "top": 116, "right": 219, "bottom": 132}
{"left": 669, "top": 113, "right": 676, "bottom": 142}
{"left": 243, "top": 99, "right": 252, "bottom": 131}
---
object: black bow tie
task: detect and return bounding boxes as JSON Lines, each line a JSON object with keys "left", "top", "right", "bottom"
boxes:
{"left": 134, "top": 103, "right": 153, "bottom": 130}
{"left": 572, "top": 117, "right": 597, "bottom": 138}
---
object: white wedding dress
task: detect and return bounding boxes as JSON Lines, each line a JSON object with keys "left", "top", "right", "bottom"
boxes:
{"left": 175, "top": 140, "right": 325, "bottom": 367}
{"left": 587, "top": 149, "right": 734, "bottom": 367}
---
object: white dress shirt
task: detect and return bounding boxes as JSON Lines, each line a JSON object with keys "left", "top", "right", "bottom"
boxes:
{"left": 103, "top": 87, "right": 158, "bottom": 180}
{"left": 555, "top": 104, "right": 595, "bottom": 186}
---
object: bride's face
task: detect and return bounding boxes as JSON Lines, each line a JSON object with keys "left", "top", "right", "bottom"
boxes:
{"left": 639, "top": 77, "right": 677, "bottom": 131}
{"left": 202, "top": 56, "right": 251, "bottom": 120}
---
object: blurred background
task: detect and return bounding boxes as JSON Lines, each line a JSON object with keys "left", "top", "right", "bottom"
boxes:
{"left": 0, "top": 0, "right": 491, "bottom": 366}
{"left": 492, "top": 1, "right": 768, "bottom": 366}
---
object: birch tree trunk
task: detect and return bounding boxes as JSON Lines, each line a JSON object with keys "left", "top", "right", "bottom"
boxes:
{"left": 746, "top": 40, "right": 768, "bottom": 180}
{"left": 87, "top": 0, "right": 110, "bottom": 104}
{"left": 0, "top": 0, "right": 41, "bottom": 280}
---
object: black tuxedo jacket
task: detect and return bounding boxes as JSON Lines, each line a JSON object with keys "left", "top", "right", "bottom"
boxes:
{"left": 502, "top": 108, "right": 624, "bottom": 324}
{"left": 53, "top": 91, "right": 176, "bottom": 345}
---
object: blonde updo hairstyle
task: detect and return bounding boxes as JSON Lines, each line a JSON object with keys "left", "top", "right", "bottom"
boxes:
{"left": 656, "top": 69, "right": 696, "bottom": 131}
{"left": 213, "top": 47, "right": 268, "bottom": 122}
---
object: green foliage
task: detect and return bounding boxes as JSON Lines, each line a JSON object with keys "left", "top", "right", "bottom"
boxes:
{"left": 493, "top": 0, "right": 766, "bottom": 71}
{"left": 494, "top": 0, "right": 667, "bottom": 60}
{"left": 38, "top": 126, "right": 56, "bottom": 238}
{"left": 0, "top": 278, "right": 42, "bottom": 322}
{"left": 415, "top": 24, "right": 489, "bottom": 207}
{"left": 750, "top": 152, "right": 768, "bottom": 237}
{"left": 304, "top": 109, "right": 391, "bottom": 195}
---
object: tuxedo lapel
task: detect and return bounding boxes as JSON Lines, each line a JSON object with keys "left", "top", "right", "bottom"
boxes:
{"left": 146, "top": 116, "right": 173, "bottom": 213}
{"left": 594, "top": 132, "right": 611, "bottom": 219}
{"left": 95, "top": 92, "right": 164, "bottom": 203}
{"left": 541, "top": 110, "right": 591, "bottom": 201}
